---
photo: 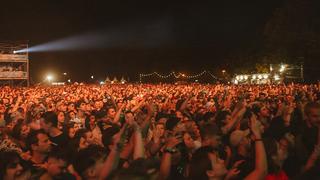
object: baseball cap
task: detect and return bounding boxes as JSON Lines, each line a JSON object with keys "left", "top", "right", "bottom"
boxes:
{"left": 229, "top": 129, "right": 250, "bottom": 147}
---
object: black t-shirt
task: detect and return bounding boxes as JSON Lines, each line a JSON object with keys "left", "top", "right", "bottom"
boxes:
{"left": 300, "top": 123, "right": 318, "bottom": 155}
{"left": 230, "top": 153, "right": 254, "bottom": 180}
{"left": 265, "top": 116, "right": 295, "bottom": 140}
{"left": 50, "top": 132, "right": 69, "bottom": 151}
{"left": 22, "top": 159, "right": 47, "bottom": 180}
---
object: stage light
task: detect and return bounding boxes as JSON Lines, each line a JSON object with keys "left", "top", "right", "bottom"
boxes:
{"left": 252, "top": 75, "right": 256, "bottom": 80}
{"left": 263, "top": 74, "right": 268, "bottom": 79}
{"left": 91, "top": 75, "right": 94, "bottom": 79}
{"left": 258, "top": 75, "right": 263, "bottom": 79}
{"left": 68, "top": 79, "right": 71, "bottom": 83}
{"left": 244, "top": 75, "right": 248, "bottom": 80}
{"left": 100, "top": 81, "right": 105, "bottom": 85}
{"left": 46, "top": 75, "right": 53, "bottom": 82}
{"left": 279, "top": 64, "right": 286, "bottom": 72}
{"left": 13, "top": 50, "right": 17, "bottom": 54}
{"left": 236, "top": 76, "right": 240, "bottom": 80}
{"left": 63, "top": 72, "right": 67, "bottom": 76}
{"left": 274, "top": 74, "right": 280, "bottom": 81}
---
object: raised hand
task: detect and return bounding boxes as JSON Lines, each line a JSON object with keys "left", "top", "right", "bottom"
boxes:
{"left": 250, "top": 114, "right": 262, "bottom": 139}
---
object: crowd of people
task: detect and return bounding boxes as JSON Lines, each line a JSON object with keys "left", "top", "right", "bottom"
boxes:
{"left": 0, "top": 83, "right": 319, "bottom": 180}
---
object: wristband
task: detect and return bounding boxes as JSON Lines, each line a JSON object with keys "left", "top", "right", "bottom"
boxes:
{"left": 164, "top": 147, "right": 178, "bottom": 154}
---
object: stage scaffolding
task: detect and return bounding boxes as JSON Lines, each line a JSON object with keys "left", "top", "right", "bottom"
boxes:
{"left": 0, "top": 41, "right": 29, "bottom": 86}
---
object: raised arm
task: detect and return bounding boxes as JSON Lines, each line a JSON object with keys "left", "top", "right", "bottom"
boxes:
{"left": 222, "top": 101, "right": 246, "bottom": 134}
{"left": 245, "top": 114, "right": 268, "bottom": 180}
{"left": 303, "top": 125, "right": 320, "bottom": 172}
{"left": 113, "top": 103, "right": 125, "bottom": 124}
{"left": 99, "top": 124, "right": 128, "bottom": 180}
{"left": 159, "top": 137, "right": 180, "bottom": 180}
{"left": 132, "top": 122, "right": 145, "bottom": 160}
{"left": 131, "top": 98, "right": 146, "bottom": 113}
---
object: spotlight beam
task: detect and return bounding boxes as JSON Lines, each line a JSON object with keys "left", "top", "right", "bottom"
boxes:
{"left": 13, "top": 18, "right": 174, "bottom": 53}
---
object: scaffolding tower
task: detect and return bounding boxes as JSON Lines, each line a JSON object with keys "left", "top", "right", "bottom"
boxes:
{"left": 0, "top": 41, "right": 29, "bottom": 86}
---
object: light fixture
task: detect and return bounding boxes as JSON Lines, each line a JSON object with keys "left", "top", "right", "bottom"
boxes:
{"left": 252, "top": 75, "right": 256, "bottom": 80}
{"left": 46, "top": 75, "right": 53, "bottom": 82}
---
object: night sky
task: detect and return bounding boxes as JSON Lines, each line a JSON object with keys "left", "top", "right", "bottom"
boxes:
{"left": 0, "top": 0, "right": 296, "bottom": 82}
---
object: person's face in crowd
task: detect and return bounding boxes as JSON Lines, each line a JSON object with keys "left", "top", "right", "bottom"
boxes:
{"left": 307, "top": 107, "right": 320, "bottom": 126}
{"left": 68, "top": 127, "right": 76, "bottom": 139}
{"left": 158, "top": 118, "right": 167, "bottom": 125}
{"left": 192, "top": 123, "right": 201, "bottom": 138}
{"left": 79, "top": 103, "right": 86, "bottom": 112}
{"left": 94, "top": 101, "right": 99, "bottom": 110}
{"left": 74, "top": 123, "right": 82, "bottom": 132}
{"left": 47, "top": 103, "right": 55, "bottom": 111}
{"left": 259, "top": 106, "right": 270, "bottom": 118}
{"left": 176, "top": 111, "right": 183, "bottom": 119}
{"left": 79, "top": 132, "right": 95, "bottom": 149}
{"left": 40, "top": 119, "right": 51, "bottom": 133}
{"left": 6, "top": 121, "right": 16, "bottom": 132}
{"left": 107, "top": 108, "right": 116, "bottom": 119}
{"left": 203, "top": 135, "right": 222, "bottom": 149}
{"left": 4, "top": 157, "right": 23, "bottom": 180}
{"left": 20, "top": 124, "right": 30, "bottom": 138}
{"left": 155, "top": 123, "right": 165, "bottom": 137}
{"left": 186, "top": 102, "right": 192, "bottom": 110}
{"left": 3, "top": 98, "right": 9, "bottom": 105}
{"left": 86, "top": 104, "right": 92, "bottom": 112}
{"left": 84, "top": 156, "right": 105, "bottom": 179}
{"left": 183, "top": 132, "right": 195, "bottom": 150}
{"left": 89, "top": 115, "right": 96, "bottom": 126}
{"left": 85, "top": 131, "right": 95, "bottom": 145}
{"left": 117, "top": 99, "right": 123, "bottom": 109}
{"left": 34, "top": 133, "right": 52, "bottom": 154}
{"left": 241, "top": 135, "right": 252, "bottom": 150}
{"left": 180, "top": 115, "right": 188, "bottom": 122}
{"left": 223, "top": 114, "right": 232, "bottom": 125}
{"left": 60, "top": 104, "right": 67, "bottom": 112}
{"left": 0, "top": 104, "right": 6, "bottom": 114}
{"left": 47, "top": 157, "right": 67, "bottom": 178}
{"left": 207, "top": 152, "right": 227, "bottom": 178}
{"left": 68, "top": 104, "right": 75, "bottom": 112}
{"left": 69, "top": 111, "right": 76, "bottom": 119}
{"left": 57, "top": 112, "right": 65, "bottom": 124}
{"left": 249, "top": 93, "right": 255, "bottom": 102}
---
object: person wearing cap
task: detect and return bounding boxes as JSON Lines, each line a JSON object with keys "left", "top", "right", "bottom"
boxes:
{"left": 229, "top": 129, "right": 254, "bottom": 179}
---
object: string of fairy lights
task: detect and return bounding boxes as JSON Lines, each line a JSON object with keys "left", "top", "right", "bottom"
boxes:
{"left": 139, "top": 70, "right": 220, "bottom": 83}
